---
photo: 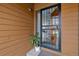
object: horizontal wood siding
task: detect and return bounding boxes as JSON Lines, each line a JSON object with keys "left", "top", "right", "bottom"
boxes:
{"left": 61, "top": 3, "right": 78, "bottom": 56}
{"left": 0, "top": 4, "right": 34, "bottom": 56}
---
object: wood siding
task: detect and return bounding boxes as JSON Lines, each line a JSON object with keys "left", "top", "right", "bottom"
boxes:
{"left": 78, "top": 4, "right": 79, "bottom": 56}
{"left": 0, "top": 4, "right": 34, "bottom": 56}
{"left": 61, "top": 3, "right": 78, "bottom": 56}
{"left": 34, "top": 3, "right": 56, "bottom": 11}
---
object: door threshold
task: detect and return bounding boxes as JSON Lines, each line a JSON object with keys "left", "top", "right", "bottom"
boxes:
{"left": 41, "top": 47, "right": 62, "bottom": 56}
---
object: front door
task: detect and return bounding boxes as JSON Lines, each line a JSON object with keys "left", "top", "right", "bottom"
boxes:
{"left": 36, "top": 4, "right": 61, "bottom": 51}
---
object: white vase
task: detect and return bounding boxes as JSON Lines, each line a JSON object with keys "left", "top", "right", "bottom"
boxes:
{"left": 34, "top": 46, "right": 40, "bottom": 52}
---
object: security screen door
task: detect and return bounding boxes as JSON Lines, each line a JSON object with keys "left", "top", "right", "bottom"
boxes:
{"left": 36, "top": 4, "right": 61, "bottom": 51}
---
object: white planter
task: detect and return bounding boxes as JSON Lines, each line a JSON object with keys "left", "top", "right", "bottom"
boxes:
{"left": 34, "top": 46, "right": 40, "bottom": 52}
{"left": 26, "top": 47, "right": 41, "bottom": 56}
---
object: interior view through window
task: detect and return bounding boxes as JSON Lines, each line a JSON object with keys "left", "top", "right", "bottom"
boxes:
{"left": 36, "top": 4, "right": 61, "bottom": 51}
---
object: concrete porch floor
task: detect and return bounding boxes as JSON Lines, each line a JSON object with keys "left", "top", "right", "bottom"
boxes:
{"left": 38, "top": 47, "right": 61, "bottom": 56}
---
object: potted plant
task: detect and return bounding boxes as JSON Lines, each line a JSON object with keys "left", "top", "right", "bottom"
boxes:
{"left": 29, "top": 33, "right": 40, "bottom": 52}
